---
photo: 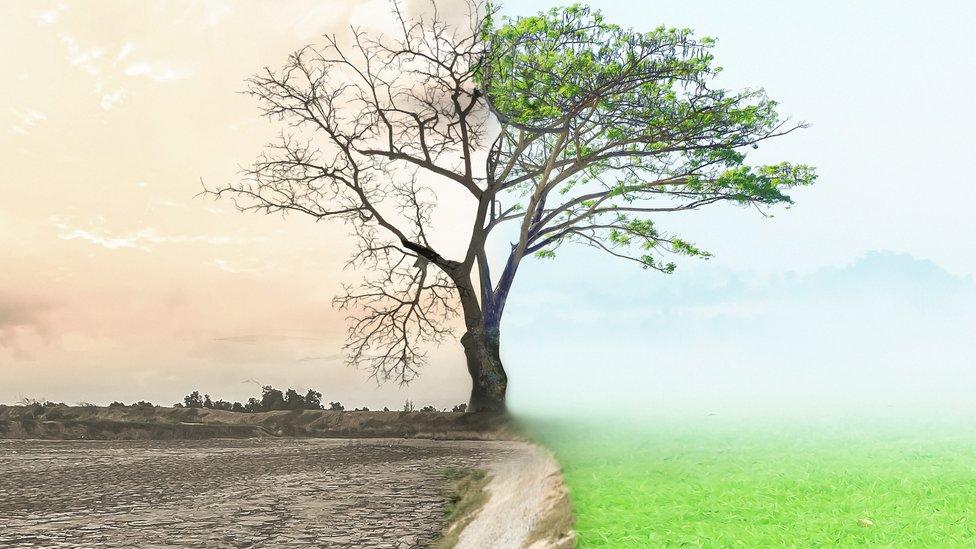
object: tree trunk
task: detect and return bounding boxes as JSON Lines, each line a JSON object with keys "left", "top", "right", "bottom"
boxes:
{"left": 462, "top": 326, "right": 508, "bottom": 414}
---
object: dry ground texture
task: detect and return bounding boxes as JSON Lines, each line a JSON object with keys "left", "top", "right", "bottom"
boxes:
{"left": 0, "top": 438, "right": 524, "bottom": 547}
{"left": 0, "top": 407, "right": 573, "bottom": 548}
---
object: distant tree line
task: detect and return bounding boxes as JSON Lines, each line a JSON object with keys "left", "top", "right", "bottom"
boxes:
{"left": 174, "top": 386, "right": 330, "bottom": 412}
{"left": 14, "top": 390, "right": 469, "bottom": 414}
{"left": 171, "top": 387, "right": 468, "bottom": 414}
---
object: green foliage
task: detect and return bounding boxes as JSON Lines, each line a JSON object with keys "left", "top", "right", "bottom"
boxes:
{"left": 480, "top": 4, "right": 817, "bottom": 273}
{"left": 534, "top": 249, "right": 557, "bottom": 259}
{"left": 482, "top": 5, "right": 717, "bottom": 131}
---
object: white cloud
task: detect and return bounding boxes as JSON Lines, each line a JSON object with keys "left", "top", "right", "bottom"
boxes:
{"left": 61, "top": 35, "right": 102, "bottom": 79}
{"left": 10, "top": 108, "right": 47, "bottom": 135}
{"left": 100, "top": 89, "right": 124, "bottom": 111}
{"left": 36, "top": 4, "right": 66, "bottom": 26}
{"left": 124, "top": 62, "right": 190, "bottom": 82}
{"left": 59, "top": 228, "right": 142, "bottom": 250}
{"left": 51, "top": 217, "right": 266, "bottom": 251}
{"left": 212, "top": 259, "right": 260, "bottom": 274}
{"left": 201, "top": 1, "right": 233, "bottom": 27}
{"left": 115, "top": 42, "right": 135, "bottom": 63}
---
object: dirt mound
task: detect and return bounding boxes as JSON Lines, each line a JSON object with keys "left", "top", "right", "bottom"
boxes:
{"left": 0, "top": 405, "right": 514, "bottom": 441}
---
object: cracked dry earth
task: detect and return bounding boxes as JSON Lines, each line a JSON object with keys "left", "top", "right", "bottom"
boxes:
{"left": 0, "top": 438, "right": 523, "bottom": 548}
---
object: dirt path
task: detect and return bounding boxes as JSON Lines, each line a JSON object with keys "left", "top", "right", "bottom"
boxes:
{"left": 455, "top": 443, "right": 574, "bottom": 549}
{"left": 0, "top": 438, "right": 524, "bottom": 548}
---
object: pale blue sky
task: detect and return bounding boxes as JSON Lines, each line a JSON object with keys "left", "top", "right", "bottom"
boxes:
{"left": 498, "top": 1, "right": 976, "bottom": 414}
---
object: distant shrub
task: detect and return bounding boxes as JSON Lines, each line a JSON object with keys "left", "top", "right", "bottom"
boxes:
{"left": 131, "top": 401, "right": 155, "bottom": 409}
{"left": 353, "top": 406, "right": 370, "bottom": 412}
{"left": 44, "top": 407, "right": 65, "bottom": 420}
{"left": 23, "top": 403, "right": 44, "bottom": 418}
{"left": 419, "top": 405, "right": 437, "bottom": 413}
{"left": 109, "top": 401, "right": 127, "bottom": 408}
{"left": 452, "top": 403, "right": 468, "bottom": 413}
{"left": 402, "top": 400, "right": 415, "bottom": 412}
{"left": 329, "top": 401, "right": 345, "bottom": 411}
{"left": 383, "top": 407, "right": 390, "bottom": 412}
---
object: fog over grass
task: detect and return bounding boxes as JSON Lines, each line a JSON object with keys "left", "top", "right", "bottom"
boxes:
{"left": 505, "top": 250, "right": 976, "bottom": 420}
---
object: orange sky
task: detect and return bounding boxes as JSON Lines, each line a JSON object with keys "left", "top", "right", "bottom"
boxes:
{"left": 0, "top": 0, "right": 474, "bottom": 408}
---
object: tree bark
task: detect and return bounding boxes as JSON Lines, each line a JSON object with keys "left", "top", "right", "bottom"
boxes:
{"left": 461, "top": 325, "right": 508, "bottom": 413}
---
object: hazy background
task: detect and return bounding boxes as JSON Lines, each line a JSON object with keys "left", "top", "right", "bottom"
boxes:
{"left": 2, "top": 0, "right": 974, "bottom": 414}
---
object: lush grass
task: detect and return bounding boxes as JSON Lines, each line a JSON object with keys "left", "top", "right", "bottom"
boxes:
{"left": 525, "top": 415, "right": 976, "bottom": 547}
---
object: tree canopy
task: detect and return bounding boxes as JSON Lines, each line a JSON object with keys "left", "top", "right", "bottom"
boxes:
{"left": 207, "top": 1, "right": 815, "bottom": 411}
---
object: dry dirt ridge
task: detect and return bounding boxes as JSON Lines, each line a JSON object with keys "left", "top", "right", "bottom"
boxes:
{"left": 0, "top": 404, "right": 513, "bottom": 440}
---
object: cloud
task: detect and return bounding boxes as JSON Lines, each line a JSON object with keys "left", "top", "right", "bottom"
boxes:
{"left": 124, "top": 62, "right": 190, "bottom": 82}
{"left": 36, "top": 5, "right": 66, "bottom": 26}
{"left": 51, "top": 217, "right": 266, "bottom": 250}
{"left": 61, "top": 35, "right": 102, "bottom": 79}
{"left": 10, "top": 108, "right": 46, "bottom": 135}
{"left": 0, "top": 293, "right": 55, "bottom": 358}
{"left": 201, "top": 1, "right": 233, "bottom": 27}
{"left": 212, "top": 259, "right": 261, "bottom": 274}
{"left": 100, "top": 89, "right": 124, "bottom": 111}
{"left": 115, "top": 42, "right": 134, "bottom": 64}
{"left": 296, "top": 354, "right": 343, "bottom": 363}
{"left": 214, "top": 335, "right": 323, "bottom": 344}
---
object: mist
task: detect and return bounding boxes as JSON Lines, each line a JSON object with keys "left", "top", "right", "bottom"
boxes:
{"left": 504, "top": 250, "right": 976, "bottom": 422}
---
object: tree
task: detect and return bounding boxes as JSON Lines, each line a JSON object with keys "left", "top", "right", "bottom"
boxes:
{"left": 260, "top": 386, "right": 286, "bottom": 411}
{"left": 243, "top": 397, "right": 263, "bottom": 413}
{"left": 284, "top": 388, "right": 306, "bottom": 410}
{"left": 207, "top": 2, "right": 815, "bottom": 413}
{"left": 211, "top": 399, "right": 234, "bottom": 411}
{"left": 183, "top": 391, "right": 204, "bottom": 409}
{"left": 304, "top": 389, "right": 324, "bottom": 410}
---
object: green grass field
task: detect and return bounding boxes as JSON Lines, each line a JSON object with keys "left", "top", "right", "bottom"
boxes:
{"left": 525, "top": 414, "right": 976, "bottom": 547}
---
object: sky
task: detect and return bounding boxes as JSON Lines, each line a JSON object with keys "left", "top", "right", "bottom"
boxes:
{"left": 1, "top": 1, "right": 974, "bottom": 413}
